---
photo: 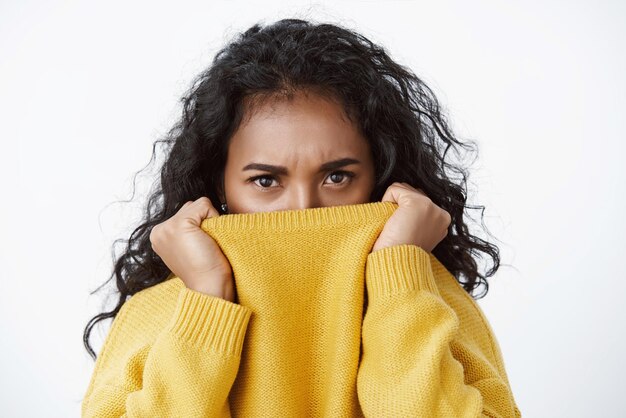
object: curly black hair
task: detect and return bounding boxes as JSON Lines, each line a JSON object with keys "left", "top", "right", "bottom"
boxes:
{"left": 83, "top": 17, "right": 501, "bottom": 360}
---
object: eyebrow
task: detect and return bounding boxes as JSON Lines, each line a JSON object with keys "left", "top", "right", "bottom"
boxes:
{"left": 242, "top": 157, "right": 361, "bottom": 175}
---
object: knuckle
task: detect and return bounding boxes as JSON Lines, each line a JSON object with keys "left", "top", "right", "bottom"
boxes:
{"left": 198, "top": 197, "right": 215, "bottom": 208}
{"left": 425, "top": 201, "right": 437, "bottom": 214}
{"left": 149, "top": 226, "right": 160, "bottom": 244}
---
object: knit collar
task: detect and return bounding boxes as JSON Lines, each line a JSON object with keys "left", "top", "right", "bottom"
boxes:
{"left": 200, "top": 200, "right": 399, "bottom": 231}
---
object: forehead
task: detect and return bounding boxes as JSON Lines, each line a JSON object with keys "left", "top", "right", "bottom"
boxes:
{"left": 228, "top": 91, "right": 368, "bottom": 162}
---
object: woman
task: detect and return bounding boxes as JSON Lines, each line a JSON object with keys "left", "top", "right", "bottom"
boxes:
{"left": 82, "top": 18, "right": 521, "bottom": 417}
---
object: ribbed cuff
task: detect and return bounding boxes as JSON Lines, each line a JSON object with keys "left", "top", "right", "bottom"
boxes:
{"left": 167, "top": 286, "right": 253, "bottom": 357}
{"left": 365, "top": 244, "right": 441, "bottom": 299}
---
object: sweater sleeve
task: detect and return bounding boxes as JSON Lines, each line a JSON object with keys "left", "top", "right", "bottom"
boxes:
{"left": 356, "top": 244, "right": 521, "bottom": 418}
{"left": 82, "top": 285, "right": 253, "bottom": 418}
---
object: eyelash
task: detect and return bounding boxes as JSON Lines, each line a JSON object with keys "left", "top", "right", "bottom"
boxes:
{"left": 247, "top": 170, "right": 356, "bottom": 190}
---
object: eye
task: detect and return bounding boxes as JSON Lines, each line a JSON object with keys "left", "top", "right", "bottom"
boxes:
{"left": 247, "top": 175, "right": 278, "bottom": 189}
{"left": 324, "top": 170, "right": 355, "bottom": 186}
{"left": 246, "top": 170, "right": 356, "bottom": 191}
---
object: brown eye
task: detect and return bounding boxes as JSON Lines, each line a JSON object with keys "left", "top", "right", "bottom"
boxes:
{"left": 325, "top": 171, "right": 355, "bottom": 185}
{"left": 250, "top": 175, "right": 277, "bottom": 188}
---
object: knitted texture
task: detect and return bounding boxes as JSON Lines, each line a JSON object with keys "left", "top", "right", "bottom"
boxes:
{"left": 82, "top": 201, "right": 521, "bottom": 417}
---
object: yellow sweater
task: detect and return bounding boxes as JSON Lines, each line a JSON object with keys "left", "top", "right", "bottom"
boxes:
{"left": 82, "top": 201, "right": 521, "bottom": 417}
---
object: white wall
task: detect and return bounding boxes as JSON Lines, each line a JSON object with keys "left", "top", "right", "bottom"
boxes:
{"left": 1, "top": 0, "right": 624, "bottom": 416}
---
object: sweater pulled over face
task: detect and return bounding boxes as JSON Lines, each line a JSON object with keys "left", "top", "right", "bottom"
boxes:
{"left": 82, "top": 201, "right": 521, "bottom": 417}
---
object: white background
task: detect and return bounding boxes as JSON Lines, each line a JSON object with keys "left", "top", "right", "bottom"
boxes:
{"left": 1, "top": 1, "right": 624, "bottom": 417}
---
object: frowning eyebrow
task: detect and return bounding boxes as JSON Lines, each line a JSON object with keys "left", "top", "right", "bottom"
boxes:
{"left": 242, "top": 158, "right": 361, "bottom": 175}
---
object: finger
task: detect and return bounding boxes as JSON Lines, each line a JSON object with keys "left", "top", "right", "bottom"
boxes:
{"left": 441, "top": 210, "right": 452, "bottom": 234}
{"left": 398, "top": 182, "right": 430, "bottom": 199}
{"left": 196, "top": 197, "right": 220, "bottom": 220}
{"left": 380, "top": 183, "right": 405, "bottom": 203}
{"left": 178, "top": 197, "right": 219, "bottom": 225}
{"left": 410, "top": 185, "right": 427, "bottom": 197}
{"left": 173, "top": 200, "right": 195, "bottom": 218}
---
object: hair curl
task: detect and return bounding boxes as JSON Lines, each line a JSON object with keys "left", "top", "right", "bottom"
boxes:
{"left": 83, "top": 17, "right": 502, "bottom": 360}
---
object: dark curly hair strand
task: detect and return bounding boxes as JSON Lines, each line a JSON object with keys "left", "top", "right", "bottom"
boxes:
{"left": 83, "top": 18, "right": 502, "bottom": 360}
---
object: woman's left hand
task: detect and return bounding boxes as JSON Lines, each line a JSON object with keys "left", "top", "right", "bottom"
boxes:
{"left": 371, "top": 182, "right": 452, "bottom": 254}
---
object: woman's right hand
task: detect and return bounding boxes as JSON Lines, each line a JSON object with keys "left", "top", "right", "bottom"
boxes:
{"left": 149, "top": 197, "right": 235, "bottom": 302}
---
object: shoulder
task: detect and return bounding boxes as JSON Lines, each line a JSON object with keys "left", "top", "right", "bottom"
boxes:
{"left": 429, "top": 255, "right": 507, "bottom": 369}
{"left": 85, "top": 276, "right": 187, "bottom": 402}
{"left": 123, "top": 275, "right": 184, "bottom": 316}
{"left": 119, "top": 275, "right": 185, "bottom": 332}
{"left": 98, "top": 276, "right": 185, "bottom": 359}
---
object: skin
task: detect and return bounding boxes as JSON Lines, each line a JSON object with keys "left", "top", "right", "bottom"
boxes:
{"left": 218, "top": 90, "right": 376, "bottom": 213}
{"left": 151, "top": 89, "right": 452, "bottom": 302}
{"left": 217, "top": 89, "right": 451, "bottom": 253}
